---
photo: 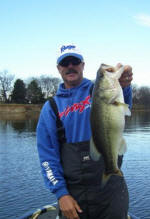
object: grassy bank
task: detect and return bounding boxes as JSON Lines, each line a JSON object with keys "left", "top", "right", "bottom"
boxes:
{"left": 0, "top": 103, "right": 43, "bottom": 113}
{"left": 0, "top": 103, "right": 149, "bottom": 113}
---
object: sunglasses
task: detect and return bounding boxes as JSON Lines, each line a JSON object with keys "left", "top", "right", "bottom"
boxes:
{"left": 59, "top": 58, "right": 81, "bottom": 67}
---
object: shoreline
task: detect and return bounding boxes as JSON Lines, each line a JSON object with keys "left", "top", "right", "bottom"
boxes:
{"left": 0, "top": 103, "right": 42, "bottom": 113}
{"left": 0, "top": 103, "right": 150, "bottom": 113}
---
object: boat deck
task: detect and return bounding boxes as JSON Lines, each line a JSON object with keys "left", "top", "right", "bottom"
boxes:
{"left": 19, "top": 204, "right": 58, "bottom": 219}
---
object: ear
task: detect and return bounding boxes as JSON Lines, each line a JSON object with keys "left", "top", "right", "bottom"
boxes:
{"left": 81, "top": 62, "right": 85, "bottom": 69}
{"left": 57, "top": 65, "right": 61, "bottom": 73}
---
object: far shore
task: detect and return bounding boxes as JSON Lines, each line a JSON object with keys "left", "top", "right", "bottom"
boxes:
{"left": 0, "top": 103, "right": 43, "bottom": 113}
{"left": 0, "top": 103, "right": 150, "bottom": 113}
{"left": 132, "top": 104, "right": 150, "bottom": 111}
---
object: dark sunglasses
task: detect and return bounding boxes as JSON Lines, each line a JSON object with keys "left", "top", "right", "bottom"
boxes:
{"left": 59, "top": 58, "right": 81, "bottom": 67}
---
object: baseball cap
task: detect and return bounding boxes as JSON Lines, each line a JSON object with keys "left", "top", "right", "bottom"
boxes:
{"left": 57, "top": 44, "right": 84, "bottom": 64}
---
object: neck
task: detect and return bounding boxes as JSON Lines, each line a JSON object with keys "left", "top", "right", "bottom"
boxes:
{"left": 64, "top": 78, "right": 83, "bottom": 89}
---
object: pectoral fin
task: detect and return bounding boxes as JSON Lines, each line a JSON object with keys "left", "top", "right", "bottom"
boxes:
{"left": 114, "top": 101, "right": 131, "bottom": 116}
{"left": 123, "top": 103, "right": 131, "bottom": 116}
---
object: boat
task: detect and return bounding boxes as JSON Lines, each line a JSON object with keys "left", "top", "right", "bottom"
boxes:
{"left": 18, "top": 203, "right": 139, "bottom": 219}
{"left": 19, "top": 203, "right": 59, "bottom": 219}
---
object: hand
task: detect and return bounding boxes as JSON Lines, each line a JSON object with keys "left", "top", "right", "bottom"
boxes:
{"left": 58, "top": 195, "right": 82, "bottom": 219}
{"left": 117, "top": 63, "right": 133, "bottom": 88}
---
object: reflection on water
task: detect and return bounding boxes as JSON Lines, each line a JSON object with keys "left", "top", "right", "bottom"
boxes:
{"left": 123, "top": 111, "right": 150, "bottom": 219}
{"left": 0, "top": 112, "right": 56, "bottom": 219}
{"left": 0, "top": 111, "right": 150, "bottom": 219}
{"left": 0, "top": 112, "right": 39, "bottom": 133}
{"left": 125, "top": 111, "right": 150, "bottom": 131}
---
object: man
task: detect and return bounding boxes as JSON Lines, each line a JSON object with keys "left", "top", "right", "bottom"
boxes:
{"left": 37, "top": 44, "right": 133, "bottom": 219}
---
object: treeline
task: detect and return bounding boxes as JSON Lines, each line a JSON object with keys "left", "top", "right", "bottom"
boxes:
{"left": 132, "top": 84, "right": 150, "bottom": 107}
{"left": 0, "top": 70, "right": 61, "bottom": 104}
{"left": 1, "top": 70, "right": 150, "bottom": 106}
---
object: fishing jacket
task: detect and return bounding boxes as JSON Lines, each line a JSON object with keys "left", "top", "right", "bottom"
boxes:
{"left": 36, "top": 78, "right": 132, "bottom": 200}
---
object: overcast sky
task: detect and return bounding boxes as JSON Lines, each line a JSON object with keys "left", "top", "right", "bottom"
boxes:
{"left": 0, "top": 0, "right": 150, "bottom": 86}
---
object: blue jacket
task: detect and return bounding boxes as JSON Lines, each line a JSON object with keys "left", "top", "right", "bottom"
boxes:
{"left": 36, "top": 78, "right": 132, "bottom": 200}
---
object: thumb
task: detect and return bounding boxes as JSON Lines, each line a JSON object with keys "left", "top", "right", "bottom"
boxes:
{"left": 116, "top": 63, "right": 123, "bottom": 70}
{"left": 74, "top": 201, "right": 83, "bottom": 213}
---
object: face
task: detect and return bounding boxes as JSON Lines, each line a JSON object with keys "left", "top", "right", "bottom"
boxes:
{"left": 57, "top": 56, "right": 85, "bottom": 89}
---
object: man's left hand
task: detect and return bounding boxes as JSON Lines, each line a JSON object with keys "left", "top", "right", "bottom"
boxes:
{"left": 117, "top": 64, "right": 133, "bottom": 88}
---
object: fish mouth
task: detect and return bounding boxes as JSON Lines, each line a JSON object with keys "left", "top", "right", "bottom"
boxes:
{"left": 101, "top": 64, "right": 115, "bottom": 72}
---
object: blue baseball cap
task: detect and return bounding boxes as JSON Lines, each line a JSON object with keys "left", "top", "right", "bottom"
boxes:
{"left": 57, "top": 44, "right": 84, "bottom": 64}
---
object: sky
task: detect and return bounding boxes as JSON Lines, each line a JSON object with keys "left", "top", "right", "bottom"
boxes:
{"left": 0, "top": 0, "right": 150, "bottom": 86}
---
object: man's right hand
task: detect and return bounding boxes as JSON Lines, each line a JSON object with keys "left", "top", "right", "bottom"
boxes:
{"left": 58, "top": 195, "right": 83, "bottom": 219}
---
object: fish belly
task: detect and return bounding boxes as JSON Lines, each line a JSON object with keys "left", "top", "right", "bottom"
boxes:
{"left": 91, "top": 101, "right": 125, "bottom": 174}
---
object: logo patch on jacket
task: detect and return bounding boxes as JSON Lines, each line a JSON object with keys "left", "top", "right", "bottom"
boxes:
{"left": 59, "top": 95, "right": 91, "bottom": 118}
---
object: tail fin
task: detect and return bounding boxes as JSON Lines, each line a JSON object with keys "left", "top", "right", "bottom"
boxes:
{"left": 101, "top": 169, "right": 123, "bottom": 188}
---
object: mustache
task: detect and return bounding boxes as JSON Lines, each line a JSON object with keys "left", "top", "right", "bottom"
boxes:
{"left": 65, "top": 69, "right": 78, "bottom": 75}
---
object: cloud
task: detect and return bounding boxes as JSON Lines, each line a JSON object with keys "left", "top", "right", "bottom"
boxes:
{"left": 134, "top": 14, "right": 150, "bottom": 27}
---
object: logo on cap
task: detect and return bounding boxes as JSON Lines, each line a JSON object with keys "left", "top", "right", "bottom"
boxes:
{"left": 61, "top": 45, "right": 76, "bottom": 53}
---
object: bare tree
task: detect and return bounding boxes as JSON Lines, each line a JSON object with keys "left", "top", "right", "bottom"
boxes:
{"left": 0, "top": 70, "right": 14, "bottom": 102}
{"left": 51, "top": 77, "right": 62, "bottom": 96}
{"left": 37, "top": 75, "right": 61, "bottom": 98}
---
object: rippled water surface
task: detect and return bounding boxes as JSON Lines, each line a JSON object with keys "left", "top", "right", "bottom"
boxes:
{"left": 0, "top": 111, "right": 150, "bottom": 219}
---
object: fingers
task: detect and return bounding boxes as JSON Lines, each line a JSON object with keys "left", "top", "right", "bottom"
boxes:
{"left": 59, "top": 195, "right": 82, "bottom": 219}
{"left": 118, "top": 64, "right": 133, "bottom": 88}
{"left": 123, "top": 65, "right": 133, "bottom": 77}
{"left": 116, "top": 63, "right": 123, "bottom": 70}
{"left": 74, "top": 200, "right": 83, "bottom": 213}
{"left": 64, "top": 207, "right": 79, "bottom": 219}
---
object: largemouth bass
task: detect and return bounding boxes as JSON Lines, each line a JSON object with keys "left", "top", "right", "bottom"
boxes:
{"left": 90, "top": 64, "right": 131, "bottom": 186}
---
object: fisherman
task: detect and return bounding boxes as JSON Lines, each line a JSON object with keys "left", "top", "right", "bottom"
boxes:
{"left": 37, "top": 44, "right": 135, "bottom": 219}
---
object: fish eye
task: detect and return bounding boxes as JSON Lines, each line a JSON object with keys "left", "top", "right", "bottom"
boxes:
{"left": 99, "top": 72, "right": 104, "bottom": 78}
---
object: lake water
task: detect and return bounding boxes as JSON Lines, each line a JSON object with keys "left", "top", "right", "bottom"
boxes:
{"left": 0, "top": 111, "right": 150, "bottom": 219}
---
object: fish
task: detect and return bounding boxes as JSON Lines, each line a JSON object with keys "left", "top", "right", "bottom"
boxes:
{"left": 90, "top": 63, "right": 131, "bottom": 186}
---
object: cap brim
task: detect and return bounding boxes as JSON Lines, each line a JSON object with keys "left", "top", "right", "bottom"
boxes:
{"left": 57, "top": 53, "right": 84, "bottom": 64}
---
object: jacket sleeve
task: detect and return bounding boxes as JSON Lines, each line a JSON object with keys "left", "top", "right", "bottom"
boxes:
{"left": 122, "top": 85, "right": 132, "bottom": 109}
{"left": 36, "top": 101, "right": 69, "bottom": 200}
